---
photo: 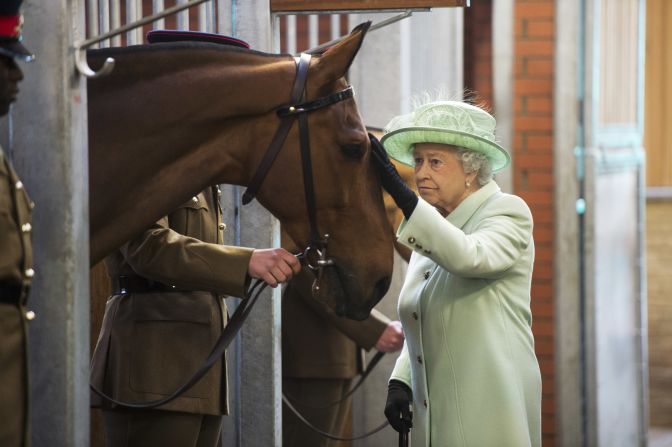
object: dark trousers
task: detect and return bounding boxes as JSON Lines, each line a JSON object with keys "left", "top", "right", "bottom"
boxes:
{"left": 103, "top": 409, "right": 222, "bottom": 447}
{"left": 282, "top": 378, "right": 353, "bottom": 447}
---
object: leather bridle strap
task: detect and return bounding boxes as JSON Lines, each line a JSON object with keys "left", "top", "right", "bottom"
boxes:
{"left": 283, "top": 350, "right": 385, "bottom": 410}
{"left": 90, "top": 279, "right": 269, "bottom": 409}
{"left": 282, "top": 394, "right": 389, "bottom": 441}
{"left": 242, "top": 53, "right": 312, "bottom": 205}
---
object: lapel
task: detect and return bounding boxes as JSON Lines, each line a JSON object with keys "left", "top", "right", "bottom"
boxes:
{"left": 445, "top": 180, "right": 500, "bottom": 230}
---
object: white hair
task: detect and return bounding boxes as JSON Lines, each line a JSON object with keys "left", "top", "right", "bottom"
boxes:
{"left": 455, "top": 149, "right": 493, "bottom": 186}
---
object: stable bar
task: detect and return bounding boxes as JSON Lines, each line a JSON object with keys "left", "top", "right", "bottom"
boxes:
{"left": 271, "top": 0, "right": 467, "bottom": 13}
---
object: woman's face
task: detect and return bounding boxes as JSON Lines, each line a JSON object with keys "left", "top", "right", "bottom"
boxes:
{"left": 413, "top": 143, "right": 477, "bottom": 214}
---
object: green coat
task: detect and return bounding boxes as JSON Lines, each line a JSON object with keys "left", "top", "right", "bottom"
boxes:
{"left": 390, "top": 181, "right": 541, "bottom": 447}
{"left": 0, "top": 148, "right": 35, "bottom": 447}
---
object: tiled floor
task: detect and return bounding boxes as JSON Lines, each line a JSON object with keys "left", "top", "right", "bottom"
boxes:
{"left": 651, "top": 427, "right": 672, "bottom": 447}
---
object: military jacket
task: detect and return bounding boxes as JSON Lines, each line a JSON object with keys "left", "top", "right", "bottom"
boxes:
{"left": 91, "top": 187, "right": 253, "bottom": 415}
{"left": 0, "top": 146, "right": 34, "bottom": 447}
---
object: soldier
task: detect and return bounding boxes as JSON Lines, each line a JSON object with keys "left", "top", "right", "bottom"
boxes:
{"left": 0, "top": 1, "right": 35, "bottom": 446}
{"left": 282, "top": 267, "right": 404, "bottom": 447}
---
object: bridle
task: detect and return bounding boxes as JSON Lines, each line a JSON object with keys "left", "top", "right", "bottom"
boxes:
{"left": 242, "top": 52, "right": 355, "bottom": 285}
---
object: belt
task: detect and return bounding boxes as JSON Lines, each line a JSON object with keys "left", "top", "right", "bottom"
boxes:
{"left": 112, "top": 275, "right": 183, "bottom": 295}
{"left": 0, "top": 284, "right": 24, "bottom": 304}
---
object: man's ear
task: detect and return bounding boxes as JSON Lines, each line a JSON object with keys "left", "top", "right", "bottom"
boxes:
{"left": 308, "top": 21, "right": 371, "bottom": 88}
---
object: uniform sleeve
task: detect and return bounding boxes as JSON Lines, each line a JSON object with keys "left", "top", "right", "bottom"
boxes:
{"left": 120, "top": 216, "right": 254, "bottom": 298}
{"left": 286, "top": 270, "right": 390, "bottom": 349}
{"left": 390, "top": 341, "right": 412, "bottom": 388}
{"left": 397, "top": 197, "right": 533, "bottom": 279}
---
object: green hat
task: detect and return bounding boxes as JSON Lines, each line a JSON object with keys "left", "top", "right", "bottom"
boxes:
{"left": 380, "top": 101, "right": 510, "bottom": 171}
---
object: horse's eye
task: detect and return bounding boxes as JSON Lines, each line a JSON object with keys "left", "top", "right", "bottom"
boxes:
{"left": 341, "top": 143, "right": 364, "bottom": 159}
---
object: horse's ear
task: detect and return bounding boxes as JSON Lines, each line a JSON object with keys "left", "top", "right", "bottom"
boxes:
{"left": 310, "top": 21, "right": 371, "bottom": 86}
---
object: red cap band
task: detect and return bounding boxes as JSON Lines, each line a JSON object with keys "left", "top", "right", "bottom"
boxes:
{"left": 0, "top": 15, "right": 21, "bottom": 39}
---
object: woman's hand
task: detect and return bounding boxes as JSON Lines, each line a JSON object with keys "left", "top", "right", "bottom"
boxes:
{"left": 369, "top": 133, "right": 418, "bottom": 219}
{"left": 384, "top": 379, "right": 413, "bottom": 433}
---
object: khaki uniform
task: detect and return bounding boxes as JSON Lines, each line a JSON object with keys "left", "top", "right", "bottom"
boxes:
{"left": 0, "top": 148, "right": 35, "bottom": 447}
{"left": 282, "top": 270, "right": 389, "bottom": 447}
{"left": 90, "top": 187, "right": 253, "bottom": 445}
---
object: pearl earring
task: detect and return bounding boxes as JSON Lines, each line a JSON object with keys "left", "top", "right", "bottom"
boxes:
{"left": 465, "top": 180, "right": 471, "bottom": 189}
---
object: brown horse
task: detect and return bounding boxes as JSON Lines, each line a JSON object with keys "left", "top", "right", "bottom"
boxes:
{"left": 87, "top": 23, "right": 394, "bottom": 320}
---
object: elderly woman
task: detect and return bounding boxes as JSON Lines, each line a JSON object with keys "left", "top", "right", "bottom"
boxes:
{"left": 371, "top": 100, "right": 541, "bottom": 447}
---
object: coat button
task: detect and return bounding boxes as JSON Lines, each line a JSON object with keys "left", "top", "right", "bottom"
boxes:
{"left": 408, "top": 237, "right": 416, "bottom": 244}
{"left": 216, "top": 186, "right": 222, "bottom": 196}
{"left": 423, "top": 271, "right": 430, "bottom": 280}
{"left": 25, "top": 310, "right": 36, "bottom": 321}
{"left": 415, "top": 243, "right": 423, "bottom": 249}
{"left": 423, "top": 249, "right": 432, "bottom": 254}
{"left": 218, "top": 223, "right": 226, "bottom": 230}
{"left": 423, "top": 399, "right": 428, "bottom": 408}
{"left": 15, "top": 180, "right": 23, "bottom": 190}
{"left": 192, "top": 196, "right": 198, "bottom": 203}
{"left": 21, "top": 223, "right": 32, "bottom": 233}
{"left": 29, "top": 201, "right": 35, "bottom": 210}
{"left": 25, "top": 268, "right": 35, "bottom": 278}
{"left": 412, "top": 312, "right": 418, "bottom": 320}
{"left": 417, "top": 355, "right": 423, "bottom": 364}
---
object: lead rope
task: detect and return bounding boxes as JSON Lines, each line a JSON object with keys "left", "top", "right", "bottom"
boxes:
{"left": 90, "top": 278, "right": 268, "bottom": 409}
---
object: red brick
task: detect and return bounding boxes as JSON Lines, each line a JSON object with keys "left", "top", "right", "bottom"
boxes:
{"left": 543, "top": 434, "right": 556, "bottom": 447}
{"left": 531, "top": 206, "right": 554, "bottom": 223}
{"left": 515, "top": 39, "right": 554, "bottom": 57}
{"left": 526, "top": 58, "right": 555, "bottom": 77}
{"left": 515, "top": 2, "right": 554, "bottom": 20}
{"left": 535, "top": 338, "right": 554, "bottom": 356}
{"left": 532, "top": 282, "right": 553, "bottom": 299}
{"left": 532, "top": 301, "right": 554, "bottom": 319}
{"left": 539, "top": 357, "right": 555, "bottom": 375}
{"left": 534, "top": 318, "right": 555, "bottom": 336}
{"left": 533, "top": 262, "right": 553, "bottom": 280}
{"left": 515, "top": 116, "right": 553, "bottom": 132}
{"left": 542, "top": 415, "right": 556, "bottom": 433}
{"left": 515, "top": 153, "right": 553, "bottom": 168}
{"left": 526, "top": 134, "right": 553, "bottom": 151}
{"left": 528, "top": 170, "right": 554, "bottom": 189}
{"left": 527, "top": 19, "right": 555, "bottom": 38}
{"left": 526, "top": 96, "right": 553, "bottom": 114}
{"left": 515, "top": 78, "right": 553, "bottom": 95}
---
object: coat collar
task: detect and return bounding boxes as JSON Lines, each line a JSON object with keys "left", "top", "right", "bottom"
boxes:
{"left": 445, "top": 180, "right": 500, "bottom": 229}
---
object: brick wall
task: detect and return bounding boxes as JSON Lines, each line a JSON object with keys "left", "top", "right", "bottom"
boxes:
{"left": 465, "top": 1, "right": 556, "bottom": 445}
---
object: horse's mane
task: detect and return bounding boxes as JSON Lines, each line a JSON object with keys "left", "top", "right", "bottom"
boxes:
{"left": 88, "top": 41, "right": 292, "bottom": 61}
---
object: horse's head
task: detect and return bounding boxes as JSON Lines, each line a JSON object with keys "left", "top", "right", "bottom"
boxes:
{"left": 254, "top": 23, "right": 394, "bottom": 320}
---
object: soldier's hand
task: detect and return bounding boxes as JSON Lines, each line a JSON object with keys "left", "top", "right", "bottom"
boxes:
{"left": 248, "top": 248, "right": 302, "bottom": 288}
{"left": 375, "top": 321, "right": 404, "bottom": 352}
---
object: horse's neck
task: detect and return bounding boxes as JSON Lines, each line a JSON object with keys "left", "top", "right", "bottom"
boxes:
{"left": 89, "top": 46, "right": 296, "bottom": 185}
{"left": 88, "top": 46, "right": 297, "bottom": 263}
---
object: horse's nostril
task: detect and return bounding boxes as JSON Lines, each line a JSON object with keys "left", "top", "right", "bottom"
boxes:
{"left": 375, "top": 276, "right": 391, "bottom": 298}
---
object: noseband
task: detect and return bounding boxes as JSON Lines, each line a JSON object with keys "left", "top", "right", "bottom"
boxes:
{"left": 242, "top": 53, "right": 354, "bottom": 285}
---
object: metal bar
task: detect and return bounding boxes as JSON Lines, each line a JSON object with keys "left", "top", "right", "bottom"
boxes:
{"left": 152, "top": 0, "right": 165, "bottom": 29}
{"left": 111, "top": 0, "right": 121, "bottom": 46}
{"left": 98, "top": 0, "right": 110, "bottom": 48}
{"left": 177, "top": 0, "right": 189, "bottom": 29}
{"left": 77, "top": 0, "right": 211, "bottom": 49}
{"left": 126, "top": 0, "right": 139, "bottom": 44}
{"left": 330, "top": 14, "right": 340, "bottom": 41}
{"left": 87, "top": 0, "right": 99, "bottom": 44}
{"left": 286, "top": 15, "right": 296, "bottom": 55}
{"left": 306, "top": 10, "right": 414, "bottom": 54}
{"left": 274, "top": 8, "right": 428, "bottom": 16}
{"left": 308, "top": 14, "right": 318, "bottom": 49}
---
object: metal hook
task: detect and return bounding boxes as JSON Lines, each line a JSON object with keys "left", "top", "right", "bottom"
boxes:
{"left": 74, "top": 45, "right": 115, "bottom": 79}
